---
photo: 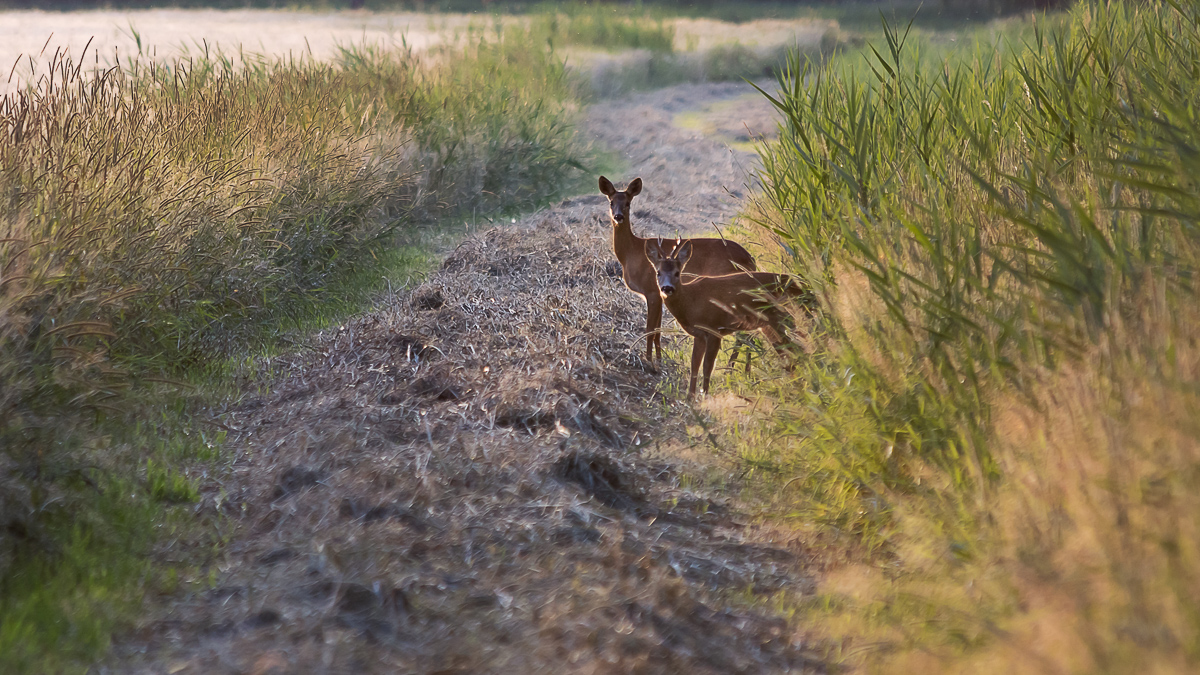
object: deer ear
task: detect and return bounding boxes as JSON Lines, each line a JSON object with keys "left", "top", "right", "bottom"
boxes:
{"left": 644, "top": 240, "right": 661, "bottom": 264}
{"left": 677, "top": 241, "right": 693, "bottom": 265}
{"left": 626, "top": 177, "right": 642, "bottom": 197}
{"left": 598, "top": 176, "right": 615, "bottom": 196}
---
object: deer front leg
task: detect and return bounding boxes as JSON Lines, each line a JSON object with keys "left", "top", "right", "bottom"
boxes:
{"left": 700, "top": 331, "right": 723, "bottom": 395}
{"left": 646, "top": 294, "right": 664, "bottom": 362}
{"left": 688, "top": 334, "right": 705, "bottom": 399}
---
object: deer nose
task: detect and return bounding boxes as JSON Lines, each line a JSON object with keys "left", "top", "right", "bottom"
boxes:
{"left": 660, "top": 284, "right": 675, "bottom": 296}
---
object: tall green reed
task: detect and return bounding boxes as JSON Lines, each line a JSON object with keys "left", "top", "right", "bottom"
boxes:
{"left": 752, "top": 0, "right": 1200, "bottom": 545}
{"left": 742, "top": 0, "right": 1200, "bottom": 667}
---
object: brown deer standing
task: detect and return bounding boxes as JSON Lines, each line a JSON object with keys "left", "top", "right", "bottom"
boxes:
{"left": 599, "top": 175, "right": 756, "bottom": 362}
{"left": 645, "top": 239, "right": 815, "bottom": 398}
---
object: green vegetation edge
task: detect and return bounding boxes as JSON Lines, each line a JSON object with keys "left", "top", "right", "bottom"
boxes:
{"left": 0, "top": 27, "right": 594, "bottom": 672}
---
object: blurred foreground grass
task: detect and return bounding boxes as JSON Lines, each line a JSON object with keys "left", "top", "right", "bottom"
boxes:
{"left": 0, "top": 26, "right": 586, "bottom": 672}
{"left": 732, "top": 1, "right": 1200, "bottom": 672}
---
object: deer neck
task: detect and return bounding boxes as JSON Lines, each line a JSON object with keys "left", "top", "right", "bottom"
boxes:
{"left": 661, "top": 283, "right": 691, "bottom": 326}
{"left": 667, "top": 279, "right": 731, "bottom": 336}
{"left": 611, "top": 218, "right": 645, "bottom": 266}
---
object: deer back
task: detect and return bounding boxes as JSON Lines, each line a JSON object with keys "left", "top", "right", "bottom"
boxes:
{"left": 679, "top": 238, "right": 757, "bottom": 278}
{"left": 666, "top": 272, "right": 794, "bottom": 336}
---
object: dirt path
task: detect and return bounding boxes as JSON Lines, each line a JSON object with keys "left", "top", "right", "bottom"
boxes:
{"left": 587, "top": 80, "right": 786, "bottom": 234}
{"left": 103, "top": 82, "right": 819, "bottom": 675}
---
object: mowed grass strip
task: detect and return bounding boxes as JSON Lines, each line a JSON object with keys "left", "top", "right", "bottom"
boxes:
{"left": 0, "top": 27, "right": 585, "bottom": 673}
{"left": 731, "top": 1, "right": 1200, "bottom": 672}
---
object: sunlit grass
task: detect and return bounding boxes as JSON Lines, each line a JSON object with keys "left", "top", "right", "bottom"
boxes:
{"left": 530, "top": 2, "right": 675, "bottom": 52}
{"left": 738, "top": 0, "right": 1200, "bottom": 671}
{"left": 0, "top": 23, "right": 587, "bottom": 673}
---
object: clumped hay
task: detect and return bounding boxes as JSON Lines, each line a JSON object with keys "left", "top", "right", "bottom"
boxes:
{"left": 106, "top": 97, "right": 820, "bottom": 674}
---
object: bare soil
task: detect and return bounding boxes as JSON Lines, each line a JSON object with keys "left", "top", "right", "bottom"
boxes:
{"left": 101, "top": 81, "right": 818, "bottom": 675}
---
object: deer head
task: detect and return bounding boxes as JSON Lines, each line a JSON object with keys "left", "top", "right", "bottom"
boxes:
{"left": 645, "top": 239, "right": 691, "bottom": 298}
{"left": 598, "top": 175, "right": 642, "bottom": 227}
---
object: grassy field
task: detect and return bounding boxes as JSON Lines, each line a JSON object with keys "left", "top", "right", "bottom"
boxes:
{"left": 0, "top": 8, "right": 836, "bottom": 666}
{"left": 730, "top": 0, "right": 1200, "bottom": 671}
{"left": 0, "top": 5, "right": 833, "bottom": 99}
{"left": 0, "top": 1, "right": 1064, "bottom": 671}
{"left": 0, "top": 23, "right": 588, "bottom": 672}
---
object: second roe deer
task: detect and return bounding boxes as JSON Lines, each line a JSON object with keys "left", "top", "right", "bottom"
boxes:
{"left": 645, "top": 239, "right": 815, "bottom": 398}
{"left": 598, "top": 175, "right": 756, "bottom": 362}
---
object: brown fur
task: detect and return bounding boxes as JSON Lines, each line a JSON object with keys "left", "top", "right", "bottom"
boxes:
{"left": 599, "top": 175, "right": 756, "bottom": 362}
{"left": 646, "top": 239, "right": 812, "bottom": 398}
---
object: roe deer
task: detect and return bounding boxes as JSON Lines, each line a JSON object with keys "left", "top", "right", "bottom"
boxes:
{"left": 645, "top": 239, "right": 815, "bottom": 398}
{"left": 599, "top": 175, "right": 756, "bottom": 362}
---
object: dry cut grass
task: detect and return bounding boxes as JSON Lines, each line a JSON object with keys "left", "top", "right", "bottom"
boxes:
{"left": 0, "top": 27, "right": 585, "bottom": 672}
{"left": 107, "top": 203, "right": 826, "bottom": 673}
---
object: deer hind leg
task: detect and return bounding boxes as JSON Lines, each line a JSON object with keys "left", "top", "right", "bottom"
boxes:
{"left": 727, "top": 332, "right": 758, "bottom": 375}
{"left": 762, "top": 319, "right": 798, "bottom": 373}
{"left": 646, "top": 294, "right": 664, "bottom": 362}
{"left": 701, "top": 332, "right": 723, "bottom": 395}
{"left": 727, "top": 334, "right": 742, "bottom": 371}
